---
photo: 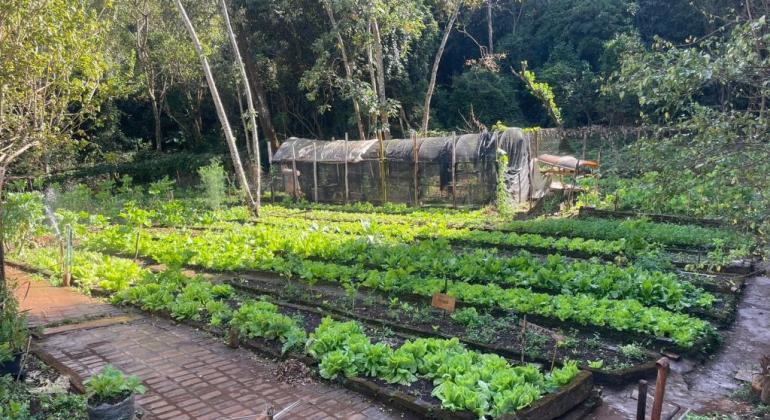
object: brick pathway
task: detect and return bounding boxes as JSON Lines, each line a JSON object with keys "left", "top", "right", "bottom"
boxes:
{"left": 10, "top": 267, "right": 123, "bottom": 327}
{"left": 8, "top": 267, "right": 410, "bottom": 419}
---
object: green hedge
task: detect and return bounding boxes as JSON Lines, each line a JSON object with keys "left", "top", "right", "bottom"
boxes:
{"left": 44, "top": 152, "right": 227, "bottom": 185}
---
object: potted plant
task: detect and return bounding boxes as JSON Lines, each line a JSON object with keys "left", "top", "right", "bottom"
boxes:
{"left": 84, "top": 365, "right": 145, "bottom": 420}
{"left": 0, "top": 289, "right": 29, "bottom": 377}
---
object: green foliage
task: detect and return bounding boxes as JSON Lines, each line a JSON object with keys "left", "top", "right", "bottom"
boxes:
{"left": 84, "top": 365, "right": 145, "bottom": 405}
{"left": 230, "top": 301, "right": 307, "bottom": 354}
{"left": 495, "top": 151, "right": 514, "bottom": 217}
{"left": 1, "top": 0, "right": 110, "bottom": 178}
{"left": 517, "top": 65, "right": 563, "bottom": 126}
{"left": 197, "top": 158, "right": 227, "bottom": 210}
{"left": 597, "top": 16, "right": 770, "bottom": 236}
{"left": 2, "top": 192, "right": 46, "bottom": 252}
{"left": 86, "top": 204, "right": 718, "bottom": 349}
{"left": 0, "top": 374, "right": 86, "bottom": 420}
{"left": 318, "top": 349, "right": 357, "bottom": 380}
{"left": 587, "top": 359, "right": 604, "bottom": 369}
{"left": 0, "top": 289, "right": 28, "bottom": 361}
{"left": 435, "top": 68, "right": 524, "bottom": 129}
{"left": 548, "top": 360, "right": 580, "bottom": 387}
{"left": 618, "top": 343, "right": 646, "bottom": 361}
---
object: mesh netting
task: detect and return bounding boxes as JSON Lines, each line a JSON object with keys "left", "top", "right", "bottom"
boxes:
{"left": 271, "top": 128, "right": 544, "bottom": 206}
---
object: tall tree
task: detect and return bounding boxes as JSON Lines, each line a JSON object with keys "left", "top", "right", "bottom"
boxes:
{"left": 0, "top": 0, "right": 109, "bottom": 286}
{"left": 487, "top": 0, "right": 494, "bottom": 53}
{"left": 174, "top": 0, "right": 259, "bottom": 216}
{"left": 323, "top": 0, "right": 368, "bottom": 140}
{"left": 421, "top": 0, "right": 462, "bottom": 134}
{"left": 220, "top": 0, "right": 261, "bottom": 215}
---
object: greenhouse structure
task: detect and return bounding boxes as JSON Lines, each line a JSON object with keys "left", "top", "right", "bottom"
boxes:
{"left": 271, "top": 128, "right": 548, "bottom": 206}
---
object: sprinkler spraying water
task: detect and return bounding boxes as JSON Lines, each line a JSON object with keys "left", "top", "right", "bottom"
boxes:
{"left": 43, "top": 187, "right": 61, "bottom": 238}
{"left": 43, "top": 187, "right": 72, "bottom": 286}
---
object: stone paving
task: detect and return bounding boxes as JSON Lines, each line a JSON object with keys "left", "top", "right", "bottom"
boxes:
{"left": 9, "top": 267, "right": 410, "bottom": 419}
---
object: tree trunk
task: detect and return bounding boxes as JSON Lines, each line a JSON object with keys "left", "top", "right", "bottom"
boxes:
{"left": 174, "top": 0, "right": 258, "bottom": 216}
{"left": 487, "top": 0, "right": 493, "bottom": 53}
{"left": 151, "top": 96, "right": 163, "bottom": 151}
{"left": 512, "top": 0, "right": 524, "bottom": 34}
{"left": 236, "top": 23, "right": 280, "bottom": 153}
{"left": 324, "top": 1, "right": 367, "bottom": 141}
{"left": 371, "top": 19, "right": 390, "bottom": 139}
{"left": 0, "top": 167, "right": 5, "bottom": 290}
{"left": 421, "top": 1, "right": 462, "bottom": 134}
{"left": 220, "top": 0, "right": 261, "bottom": 216}
{"left": 366, "top": 36, "right": 378, "bottom": 134}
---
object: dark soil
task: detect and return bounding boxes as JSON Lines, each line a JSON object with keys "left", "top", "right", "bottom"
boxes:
{"left": 88, "top": 391, "right": 132, "bottom": 407}
{"left": 273, "top": 358, "right": 312, "bottom": 385}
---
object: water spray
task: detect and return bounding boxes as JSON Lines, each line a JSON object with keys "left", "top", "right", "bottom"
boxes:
{"left": 63, "top": 224, "right": 73, "bottom": 287}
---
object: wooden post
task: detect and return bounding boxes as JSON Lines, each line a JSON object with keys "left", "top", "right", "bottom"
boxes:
{"left": 581, "top": 130, "right": 588, "bottom": 160}
{"left": 520, "top": 315, "right": 528, "bottom": 363}
{"left": 651, "top": 357, "right": 670, "bottom": 420}
{"left": 378, "top": 130, "right": 387, "bottom": 203}
{"left": 636, "top": 380, "right": 648, "bottom": 420}
{"left": 291, "top": 144, "right": 299, "bottom": 200}
{"left": 313, "top": 142, "right": 318, "bottom": 202}
{"left": 451, "top": 132, "right": 457, "bottom": 208}
{"left": 412, "top": 131, "right": 419, "bottom": 206}
{"left": 344, "top": 133, "right": 350, "bottom": 204}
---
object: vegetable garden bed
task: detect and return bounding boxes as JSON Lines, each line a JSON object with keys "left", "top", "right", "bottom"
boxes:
{"left": 224, "top": 274, "right": 659, "bottom": 385}
{"left": 577, "top": 207, "right": 728, "bottom": 228}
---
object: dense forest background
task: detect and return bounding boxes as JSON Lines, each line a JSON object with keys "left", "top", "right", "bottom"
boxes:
{"left": 33, "top": 0, "right": 739, "bottom": 163}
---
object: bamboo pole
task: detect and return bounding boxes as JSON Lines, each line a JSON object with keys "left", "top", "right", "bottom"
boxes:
{"left": 412, "top": 130, "right": 419, "bottom": 206}
{"left": 291, "top": 144, "right": 299, "bottom": 200}
{"left": 175, "top": 0, "right": 258, "bottom": 216}
{"left": 313, "top": 142, "right": 318, "bottom": 202}
{"left": 344, "top": 133, "right": 350, "bottom": 204}
{"left": 451, "top": 131, "right": 457, "bottom": 208}
{"left": 220, "top": 0, "right": 261, "bottom": 216}
{"left": 378, "top": 130, "right": 387, "bottom": 203}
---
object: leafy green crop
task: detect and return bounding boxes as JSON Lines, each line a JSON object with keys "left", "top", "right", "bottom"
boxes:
{"left": 84, "top": 365, "right": 145, "bottom": 405}
{"left": 230, "top": 301, "right": 307, "bottom": 354}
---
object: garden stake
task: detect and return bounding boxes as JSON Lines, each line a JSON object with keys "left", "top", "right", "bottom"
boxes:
{"left": 636, "top": 379, "right": 648, "bottom": 420}
{"left": 451, "top": 131, "right": 457, "bottom": 208}
{"left": 651, "top": 357, "right": 670, "bottom": 420}
{"left": 550, "top": 344, "right": 558, "bottom": 371}
{"left": 760, "top": 355, "right": 770, "bottom": 404}
{"left": 344, "top": 133, "right": 349, "bottom": 204}
{"left": 63, "top": 224, "right": 73, "bottom": 287}
{"left": 291, "top": 144, "right": 299, "bottom": 201}
{"left": 16, "top": 336, "right": 31, "bottom": 381}
{"left": 520, "top": 315, "right": 528, "bottom": 363}
{"left": 59, "top": 239, "right": 65, "bottom": 286}
{"left": 313, "top": 142, "right": 318, "bottom": 203}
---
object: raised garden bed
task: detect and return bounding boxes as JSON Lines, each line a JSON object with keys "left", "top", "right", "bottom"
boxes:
{"left": 577, "top": 207, "right": 727, "bottom": 228}
{"left": 113, "top": 290, "right": 595, "bottom": 420}
{"left": 225, "top": 275, "right": 658, "bottom": 386}
{"left": 677, "top": 271, "right": 748, "bottom": 294}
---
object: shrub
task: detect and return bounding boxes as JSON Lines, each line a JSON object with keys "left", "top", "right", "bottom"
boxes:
{"left": 197, "top": 158, "right": 227, "bottom": 210}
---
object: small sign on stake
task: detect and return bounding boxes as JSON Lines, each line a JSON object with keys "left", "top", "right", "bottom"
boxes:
{"left": 431, "top": 292, "right": 456, "bottom": 313}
